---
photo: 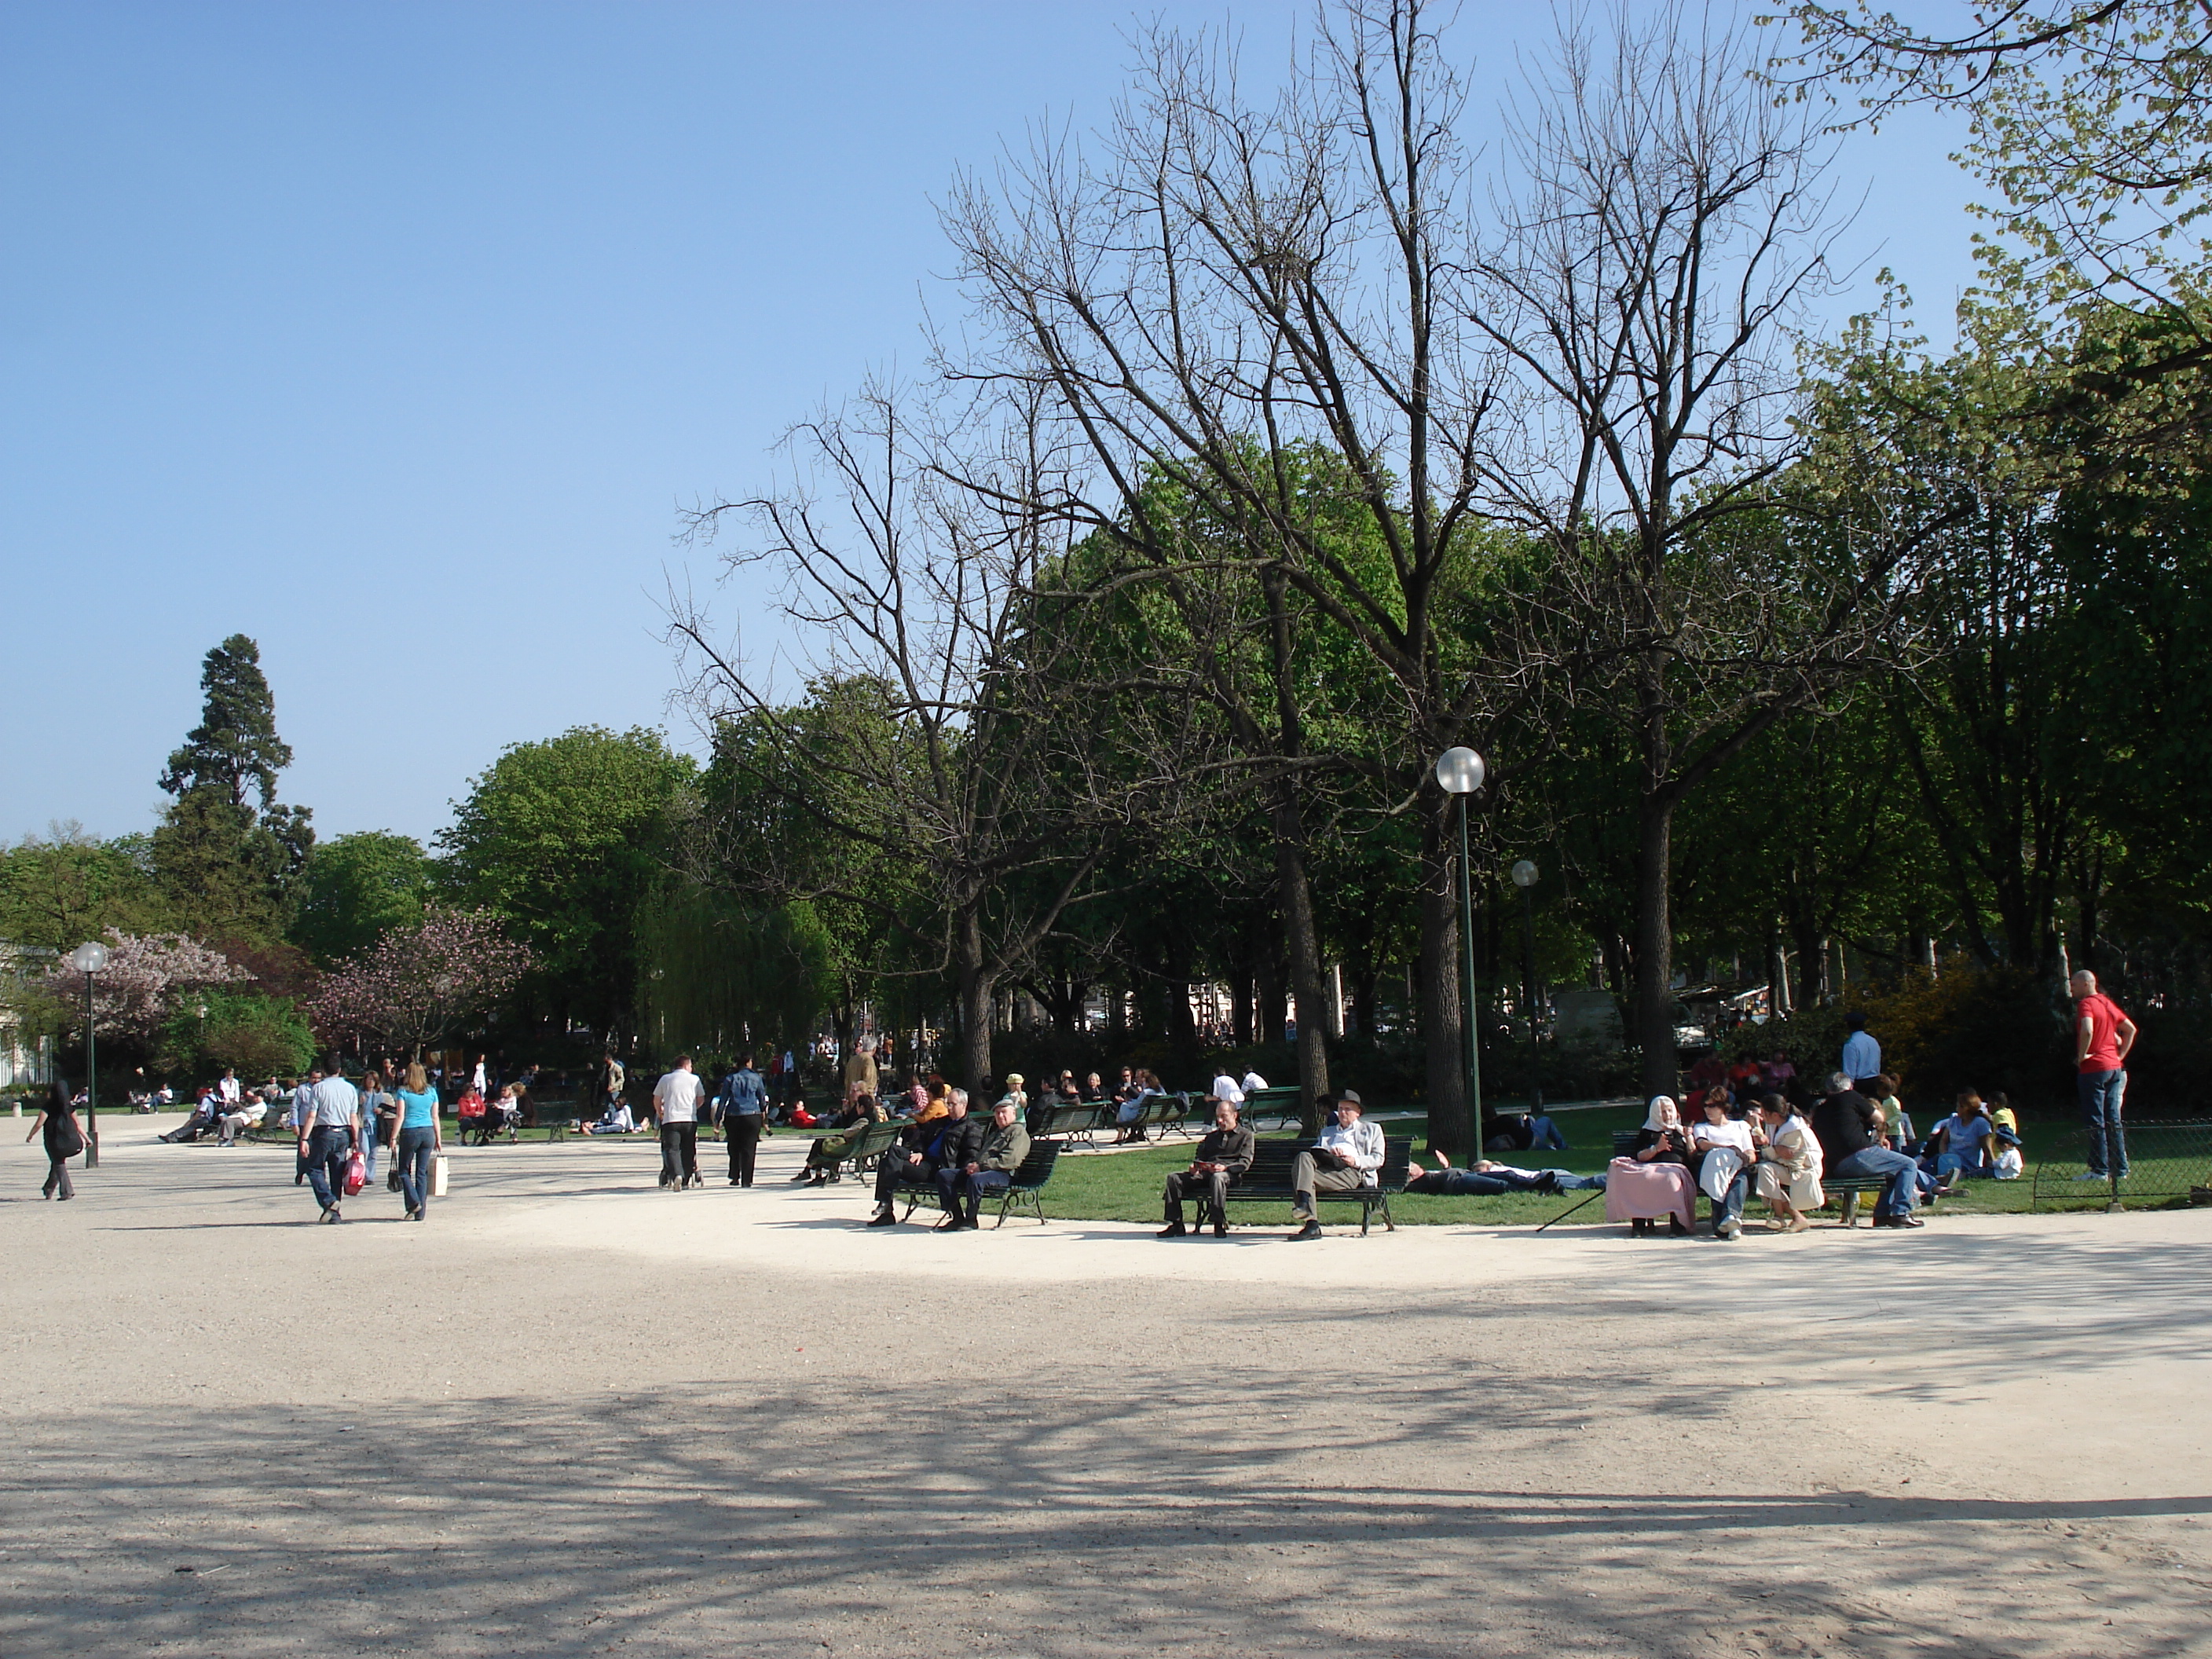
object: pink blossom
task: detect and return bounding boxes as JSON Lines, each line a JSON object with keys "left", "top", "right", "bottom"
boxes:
{"left": 306, "top": 906, "right": 531, "bottom": 1057}
{"left": 39, "top": 931, "right": 251, "bottom": 1041}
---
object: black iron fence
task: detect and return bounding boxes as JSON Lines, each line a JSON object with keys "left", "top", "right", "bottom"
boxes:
{"left": 2031, "top": 1119, "right": 2212, "bottom": 1210}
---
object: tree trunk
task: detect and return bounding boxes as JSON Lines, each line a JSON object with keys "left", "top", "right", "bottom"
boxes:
{"left": 954, "top": 905, "right": 993, "bottom": 1097}
{"left": 1419, "top": 797, "right": 1471, "bottom": 1158}
{"left": 1256, "top": 929, "right": 1287, "bottom": 1048}
{"left": 1231, "top": 970, "right": 1255, "bottom": 1049}
{"left": 1632, "top": 787, "right": 1679, "bottom": 1104}
{"left": 1269, "top": 787, "right": 1332, "bottom": 1133}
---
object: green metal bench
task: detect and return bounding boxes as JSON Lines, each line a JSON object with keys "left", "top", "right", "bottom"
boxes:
{"left": 895, "top": 1138, "right": 1065, "bottom": 1225}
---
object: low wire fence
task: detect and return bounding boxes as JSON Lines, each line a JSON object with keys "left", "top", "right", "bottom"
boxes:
{"left": 2031, "top": 1119, "right": 2212, "bottom": 1211}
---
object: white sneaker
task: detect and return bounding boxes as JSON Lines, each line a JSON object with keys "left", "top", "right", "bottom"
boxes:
{"left": 2071, "top": 1170, "right": 2108, "bottom": 1181}
{"left": 1718, "top": 1218, "right": 1741, "bottom": 1240}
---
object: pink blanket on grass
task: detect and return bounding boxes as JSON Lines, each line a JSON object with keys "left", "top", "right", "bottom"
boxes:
{"left": 1603, "top": 1158, "right": 1694, "bottom": 1228}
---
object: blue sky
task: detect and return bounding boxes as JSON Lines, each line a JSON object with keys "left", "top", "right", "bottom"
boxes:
{"left": 2, "top": 2, "right": 1979, "bottom": 848}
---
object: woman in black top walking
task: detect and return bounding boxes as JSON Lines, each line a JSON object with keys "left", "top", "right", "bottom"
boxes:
{"left": 25, "top": 1079, "right": 84, "bottom": 1200}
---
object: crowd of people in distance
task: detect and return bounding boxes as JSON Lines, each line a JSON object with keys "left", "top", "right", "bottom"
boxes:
{"left": 62, "top": 969, "right": 2137, "bottom": 1243}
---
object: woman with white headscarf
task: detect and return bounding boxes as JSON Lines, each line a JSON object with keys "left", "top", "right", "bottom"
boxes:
{"left": 1604, "top": 1096, "right": 1694, "bottom": 1236}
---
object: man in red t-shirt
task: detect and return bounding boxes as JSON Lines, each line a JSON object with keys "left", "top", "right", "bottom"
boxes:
{"left": 2070, "top": 969, "right": 2137, "bottom": 1181}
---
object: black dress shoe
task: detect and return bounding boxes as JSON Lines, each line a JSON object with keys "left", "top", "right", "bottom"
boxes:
{"left": 1156, "top": 1223, "right": 1188, "bottom": 1238}
{"left": 1287, "top": 1221, "right": 1323, "bottom": 1242}
{"left": 866, "top": 1210, "right": 896, "bottom": 1228}
{"left": 1872, "top": 1213, "right": 1925, "bottom": 1229}
{"left": 1212, "top": 1224, "right": 1229, "bottom": 1237}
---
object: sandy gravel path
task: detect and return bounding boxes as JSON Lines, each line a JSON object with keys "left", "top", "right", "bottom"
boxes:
{"left": 2, "top": 1116, "right": 2206, "bottom": 1657}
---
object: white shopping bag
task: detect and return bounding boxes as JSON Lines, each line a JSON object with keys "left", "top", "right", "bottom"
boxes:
{"left": 431, "top": 1155, "right": 450, "bottom": 1198}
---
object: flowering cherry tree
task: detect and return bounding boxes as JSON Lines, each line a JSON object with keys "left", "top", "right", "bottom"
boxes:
{"left": 38, "top": 931, "right": 251, "bottom": 1040}
{"left": 307, "top": 906, "right": 531, "bottom": 1058}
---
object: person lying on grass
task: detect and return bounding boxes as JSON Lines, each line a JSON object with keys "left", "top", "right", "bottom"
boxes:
{"left": 1402, "top": 1152, "right": 1604, "bottom": 1196}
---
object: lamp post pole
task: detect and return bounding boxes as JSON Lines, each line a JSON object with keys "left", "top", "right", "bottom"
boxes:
{"left": 1434, "top": 749, "right": 1486, "bottom": 1150}
{"left": 1511, "top": 860, "right": 1541, "bottom": 1112}
{"left": 70, "top": 941, "right": 109, "bottom": 1169}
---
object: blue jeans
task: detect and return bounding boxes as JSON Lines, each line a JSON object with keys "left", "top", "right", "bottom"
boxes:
{"left": 396, "top": 1126, "right": 437, "bottom": 1215}
{"left": 1935, "top": 1150, "right": 1987, "bottom": 1181}
{"left": 2078, "top": 1069, "right": 2129, "bottom": 1177}
{"left": 1529, "top": 1115, "right": 1567, "bottom": 1150}
{"left": 1709, "top": 1166, "right": 1749, "bottom": 1231}
{"left": 1834, "top": 1146, "right": 1920, "bottom": 1217}
{"left": 306, "top": 1125, "right": 353, "bottom": 1210}
{"left": 940, "top": 1167, "right": 1013, "bottom": 1224}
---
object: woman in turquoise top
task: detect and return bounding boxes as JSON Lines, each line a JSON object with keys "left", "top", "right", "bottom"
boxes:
{"left": 393, "top": 1061, "right": 444, "bottom": 1221}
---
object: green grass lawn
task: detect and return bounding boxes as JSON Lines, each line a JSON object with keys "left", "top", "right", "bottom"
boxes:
{"left": 1035, "top": 1108, "right": 2208, "bottom": 1226}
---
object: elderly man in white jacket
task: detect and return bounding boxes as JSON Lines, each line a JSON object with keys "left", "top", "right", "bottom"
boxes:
{"left": 1287, "top": 1090, "right": 1385, "bottom": 1241}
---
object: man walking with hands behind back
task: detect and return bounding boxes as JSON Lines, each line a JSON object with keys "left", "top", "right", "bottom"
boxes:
{"left": 2071, "top": 970, "right": 2137, "bottom": 1181}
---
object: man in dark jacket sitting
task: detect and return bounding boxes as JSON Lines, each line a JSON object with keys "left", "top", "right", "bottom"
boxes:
{"left": 868, "top": 1090, "right": 969, "bottom": 1227}
{"left": 1159, "top": 1099, "right": 1257, "bottom": 1237}
{"left": 935, "top": 1098, "right": 1031, "bottom": 1230}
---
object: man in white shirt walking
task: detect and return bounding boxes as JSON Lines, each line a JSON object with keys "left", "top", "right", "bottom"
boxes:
{"left": 300, "top": 1057, "right": 361, "bottom": 1223}
{"left": 1209, "top": 1069, "right": 1246, "bottom": 1110}
{"left": 654, "top": 1055, "right": 705, "bottom": 1191}
{"left": 1287, "top": 1090, "right": 1384, "bottom": 1241}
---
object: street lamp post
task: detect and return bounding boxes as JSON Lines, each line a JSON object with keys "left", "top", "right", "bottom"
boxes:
{"left": 1434, "top": 747, "right": 1485, "bottom": 1147}
{"left": 70, "top": 940, "right": 108, "bottom": 1168}
{"left": 1511, "top": 859, "right": 1541, "bottom": 1111}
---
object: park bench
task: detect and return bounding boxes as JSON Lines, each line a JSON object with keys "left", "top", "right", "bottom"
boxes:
{"left": 1029, "top": 1103, "right": 1113, "bottom": 1144}
{"left": 1210, "top": 1135, "right": 1414, "bottom": 1235}
{"left": 819, "top": 1119, "right": 907, "bottom": 1181}
{"left": 894, "top": 1138, "right": 1066, "bottom": 1226}
{"left": 1606, "top": 1130, "right": 1897, "bottom": 1225}
{"left": 1116, "top": 1094, "right": 1192, "bottom": 1143}
{"left": 1240, "top": 1086, "right": 1305, "bottom": 1130}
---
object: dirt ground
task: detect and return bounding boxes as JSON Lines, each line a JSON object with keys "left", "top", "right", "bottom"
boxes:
{"left": 3, "top": 1115, "right": 2208, "bottom": 1657}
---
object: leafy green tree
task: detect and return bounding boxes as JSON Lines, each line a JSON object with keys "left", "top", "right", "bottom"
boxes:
{"left": 0, "top": 826, "right": 169, "bottom": 950}
{"left": 291, "top": 832, "right": 430, "bottom": 965}
{"left": 162, "top": 989, "right": 317, "bottom": 1082}
{"left": 435, "top": 726, "right": 696, "bottom": 1041}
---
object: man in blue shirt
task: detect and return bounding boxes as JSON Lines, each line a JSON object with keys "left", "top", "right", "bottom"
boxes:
{"left": 1840, "top": 1014, "right": 1882, "bottom": 1090}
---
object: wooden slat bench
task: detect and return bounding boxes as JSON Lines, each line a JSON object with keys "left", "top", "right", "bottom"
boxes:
{"left": 1214, "top": 1136, "right": 1414, "bottom": 1235}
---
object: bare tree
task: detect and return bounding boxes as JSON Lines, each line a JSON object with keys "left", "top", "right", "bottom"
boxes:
{"left": 668, "top": 381, "right": 1154, "bottom": 1093}
{"left": 1463, "top": 8, "right": 1961, "bottom": 1091}
{"left": 942, "top": 0, "right": 1540, "bottom": 1153}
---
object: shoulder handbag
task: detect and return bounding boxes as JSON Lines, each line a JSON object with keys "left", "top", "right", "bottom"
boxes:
{"left": 55, "top": 1118, "right": 85, "bottom": 1159}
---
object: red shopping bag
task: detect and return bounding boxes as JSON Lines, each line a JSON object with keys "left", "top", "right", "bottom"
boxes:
{"left": 342, "top": 1148, "right": 367, "bottom": 1196}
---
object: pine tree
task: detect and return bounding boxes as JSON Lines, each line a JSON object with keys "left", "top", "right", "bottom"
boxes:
{"left": 152, "top": 634, "right": 314, "bottom": 940}
{"left": 159, "top": 634, "right": 294, "bottom": 809}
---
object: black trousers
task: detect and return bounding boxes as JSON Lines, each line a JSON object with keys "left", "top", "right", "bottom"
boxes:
{"left": 659, "top": 1122, "right": 698, "bottom": 1187}
{"left": 726, "top": 1115, "right": 764, "bottom": 1185}
{"left": 1163, "top": 1169, "right": 1234, "bottom": 1229}
{"left": 875, "top": 1155, "right": 939, "bottom": 1210}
